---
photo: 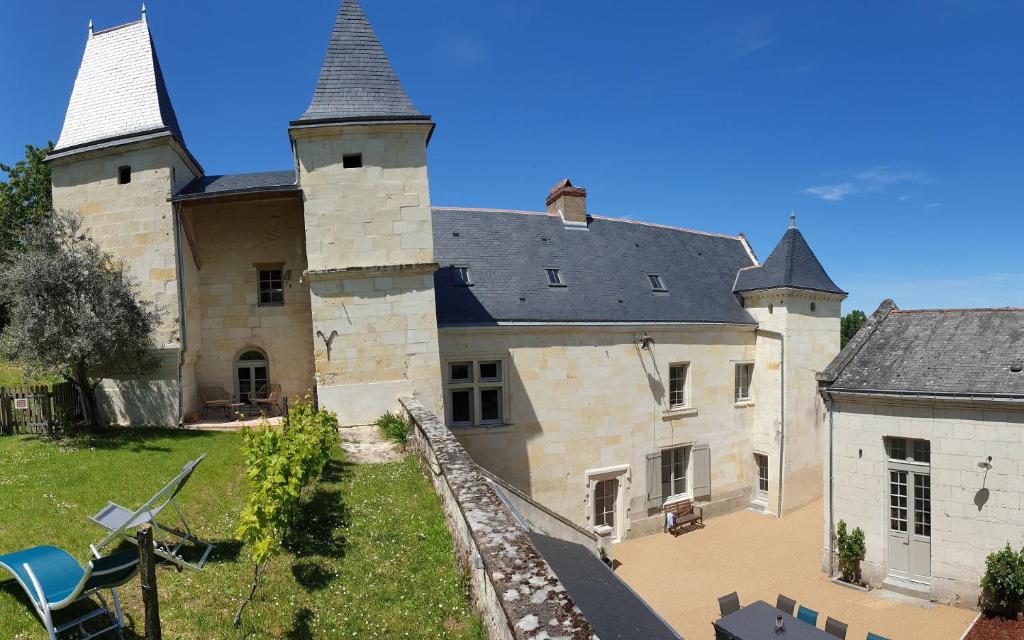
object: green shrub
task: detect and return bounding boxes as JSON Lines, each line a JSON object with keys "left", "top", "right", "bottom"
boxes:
{"left": 377, "top": 411, "right": 412, "bottom": 445}
{"left": 836, "top": 520, "right": 866, "bottom": 584}
{"left": 981, "top": 544, "right": 1024, "bottom": 618}
{"left": 235, "top": 397, "right": 339, "bottom": 627}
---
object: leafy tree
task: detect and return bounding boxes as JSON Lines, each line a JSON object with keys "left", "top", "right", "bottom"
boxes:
{"left": 0, "top": 210, "right": 160, "bottom": 429}
{"left": 0, "top": 142, "right": 54, "bottom": 326}
{"left": 840, "top": 309, "right": 868, "bottom": 348}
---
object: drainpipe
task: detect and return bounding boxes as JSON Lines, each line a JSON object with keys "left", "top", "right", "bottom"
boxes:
{"left": 173, "top": 204, "right": 187, "bottom": 428}
{"left": 757, "top": 329, "right": 786, "bottom": 517}
{"left": 827, "top": 394, "right": 835, "bottom": 577}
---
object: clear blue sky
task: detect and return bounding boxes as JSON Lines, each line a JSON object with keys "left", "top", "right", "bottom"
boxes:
{"left": 3, "top": 1, "right": 1022, "bottom": 314}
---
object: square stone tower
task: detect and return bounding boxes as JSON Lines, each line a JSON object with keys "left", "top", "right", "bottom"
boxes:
{"left": 46, "top": 9, "right": 203, "bottom": 425}
{"left": 289, "top": 0, "right": 442, "bottom": 422}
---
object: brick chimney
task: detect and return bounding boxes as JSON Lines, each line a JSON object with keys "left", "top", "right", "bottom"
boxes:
{"left": 545, "top": 178, "right": 587, "bottom": 224}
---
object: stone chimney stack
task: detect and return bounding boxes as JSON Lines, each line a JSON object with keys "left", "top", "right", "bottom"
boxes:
{"left": 545, "top": 178, "right": 588, "bottom": 224}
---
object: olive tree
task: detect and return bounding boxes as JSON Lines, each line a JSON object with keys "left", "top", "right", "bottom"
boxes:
{"left": 0, "top": 210, "right": 160, "bottom": 428}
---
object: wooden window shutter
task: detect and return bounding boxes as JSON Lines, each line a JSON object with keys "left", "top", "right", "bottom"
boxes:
{"left": 646, "top": 451, "right": 662, "bottom": 508}
{"left": 692, "top": 444, "right": 711, "bottom": 499}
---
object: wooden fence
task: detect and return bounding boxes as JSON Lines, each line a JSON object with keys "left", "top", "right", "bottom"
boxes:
{"left": 0, "top": 382, "right": 81, "bottom": 435}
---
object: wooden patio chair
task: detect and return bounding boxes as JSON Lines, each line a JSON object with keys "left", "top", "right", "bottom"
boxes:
{"left": 200, "top": 387, "right": 233, "bottom": 419}
{"left": 254, "top": 384, "right": 281, "bottom": 417}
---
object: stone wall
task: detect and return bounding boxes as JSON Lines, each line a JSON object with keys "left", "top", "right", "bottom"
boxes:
{"left": 743, "top": 288, "right": 843, "bottom": 514}
{"left": 293, "top": 123, "right": 442, "bottom": 422}
{"left": 400, "top": 395, "right": 597, "bottom": 640}
{"left": 184, "top": 196, "right": 316, "bottom": 411}
{"left": 50, "top": 139, "right": 200, "bottom": 425}
{"left": 438, "top": 324, "right": 758, "bottom": 540}
{"left": 826, "top": 394, "right": 1024, "bottom": 607}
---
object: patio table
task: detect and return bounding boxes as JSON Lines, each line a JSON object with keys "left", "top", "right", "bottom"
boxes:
{"left": 714, "top": 600, "right": 833, "bottom": 640}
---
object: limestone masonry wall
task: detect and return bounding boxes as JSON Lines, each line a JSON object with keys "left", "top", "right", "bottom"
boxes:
{"left": 828, "top": 396, "right": 1024, "bottom": 608}
{"left": 401, "top": 395, "right": 597, "bottom": 640}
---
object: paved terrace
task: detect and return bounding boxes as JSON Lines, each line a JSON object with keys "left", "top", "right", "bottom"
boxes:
{"left": 614, "top": 499, "right": 977, "bottom": 640}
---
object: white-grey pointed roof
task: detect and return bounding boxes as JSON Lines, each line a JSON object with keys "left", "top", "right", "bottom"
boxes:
{"left": 53, "top": 17, "right": 188, "bottom": 156}
{"left": 293, "top": 0, "right": 430, "bottom": 125}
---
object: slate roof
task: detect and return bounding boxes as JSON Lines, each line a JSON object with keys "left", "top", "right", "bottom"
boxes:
{"left": 53, "top": 17, "right": 189, "bottom": 157}
{"left": 733, "top": 224, "right": 844, "bottom": 295}
{"left": 820, "top": 300, "right": 1024, "bottom": 398}
{"left": 173, "top": 171, "right": 298, "bottom": 201}
{"left": 293, "top": 0, "right": 429, "bottom": 125}
{"left": 527, "top": 532, "right": 682, "bottom": 640}
{"left": 432, "top": 208, "right": 757, "bottom": 325}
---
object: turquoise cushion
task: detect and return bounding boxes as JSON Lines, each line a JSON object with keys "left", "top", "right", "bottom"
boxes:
{"left": 0, "top": 546, "right": 84, "bottom": 606}
{"left": 797, "top": 605, "right": 819, "bottom": 625}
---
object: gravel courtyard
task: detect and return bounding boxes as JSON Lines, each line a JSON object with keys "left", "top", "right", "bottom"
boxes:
{"left": 614, "top": 499, "right": 977, "bottom": 640}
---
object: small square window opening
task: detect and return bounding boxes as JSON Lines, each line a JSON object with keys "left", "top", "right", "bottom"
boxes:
{"left": 342, "top": 153, "right": 363, "bottom": 168}
{"left": 118, "top": 166, "right": 132, "bottom": 184}
{"left": 452, "top": 265, "right": 472, "bottom": 286}
{"left": 546, "top": 268, "right": 565, "bottom": 286}
{"left": 648, "top": 274, "right": 667, "bottom": 291}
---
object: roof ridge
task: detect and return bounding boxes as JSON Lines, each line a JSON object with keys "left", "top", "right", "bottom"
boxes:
{"left": 91, "top": 19, "right": 144, "bottom": 37}
{"left": 893, "top": 307, "right": 1024, "bottom": 313}
{"left": 431, "top": 206, "right": 745, "bottom": 241}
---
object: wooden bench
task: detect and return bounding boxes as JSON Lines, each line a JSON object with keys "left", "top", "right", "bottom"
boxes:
{"left": 663, "top": 499, "right": 703, "bottom": 535}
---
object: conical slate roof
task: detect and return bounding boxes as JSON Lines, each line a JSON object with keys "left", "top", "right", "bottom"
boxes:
{"left": 53, "top": 15, "right": 188, "bottom": 155}
{"left": 294, "top": 0, "right": 428, "bottom": 125}
{"left": 734, "top": 223, "right": 845, "bottom": 294}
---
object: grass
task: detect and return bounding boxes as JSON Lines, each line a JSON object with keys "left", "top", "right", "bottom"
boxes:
{"left": 0, "top": 361, "right": 61, "bottom": 387}
{"left": 0, "top": 429, "right": 483, "bottom": 639}
{"left": 376, "top": 411, "right": 412, "bottom": 445}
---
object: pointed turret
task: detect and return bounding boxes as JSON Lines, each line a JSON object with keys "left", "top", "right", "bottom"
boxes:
{"left": 734, "top": 218, "right": 844, "bottom": 295}
{"left": 49, "top": 12, "right": 198, "bottom": 171}
{"left": 292, "top": 0, "right": 430, "bottom": 126}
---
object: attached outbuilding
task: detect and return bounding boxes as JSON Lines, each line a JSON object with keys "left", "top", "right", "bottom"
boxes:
{"left": 818, "top": 299, "right": 1024, "bottom": 607}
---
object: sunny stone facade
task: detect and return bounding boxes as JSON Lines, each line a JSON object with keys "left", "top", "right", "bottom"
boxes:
{"left": 820, "top": 300, "right": 1024, "bottom": 607}
{"left": 43, "top": 1, "right": 846, "bottom": 540}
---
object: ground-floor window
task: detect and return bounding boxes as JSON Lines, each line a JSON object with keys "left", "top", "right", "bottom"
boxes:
{"left": 594, "top": 478, "right": 617, "bottom": 528}
{"left": 661, "top": 445, "right": 690, "bottom": 500}
{"left": 755, "top": 453, "right": 769, "bottom": 497}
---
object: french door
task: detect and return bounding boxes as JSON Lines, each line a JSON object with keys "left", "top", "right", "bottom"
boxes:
{"left": 887, "top": 466, "right": 931, "bottom": 583}
{"left": 235, "top": 351, "right": 269, "bottom": 406}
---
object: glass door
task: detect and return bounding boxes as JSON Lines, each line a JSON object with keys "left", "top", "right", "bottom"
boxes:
{"left": 235, "top": 351, "right": 269, "bottom": 406}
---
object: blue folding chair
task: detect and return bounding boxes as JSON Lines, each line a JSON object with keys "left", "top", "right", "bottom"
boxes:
{"left": 866, "top": 634, "right": 890, "bottom": 640}
{"left": 0, "top": 546, "right": 138, "bottom": 640}
{"left": 797, "top": 604, "right": 819, "bottom": 625}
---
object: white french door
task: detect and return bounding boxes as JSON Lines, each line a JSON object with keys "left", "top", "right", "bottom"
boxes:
{"left": 887, "top": 465, "right": 931, "bottom": 583}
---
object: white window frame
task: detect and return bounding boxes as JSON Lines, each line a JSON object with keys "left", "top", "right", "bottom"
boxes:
{"left": 668, "top": 362, "right": 690, "bottom": 409}
{"left": 648, "top": 274, "right": 668, "bottom": 292}
{"left": 444, "top": 358, "right": 508, "bottom": 427}
{"left": 585, "top": 464, "right": 630, "bottom": 543}
{"left": 661, "top": 445, "right": 692, "bottom": 503}
{"left": 734, "top": 362, "right": 753, "bottom": 403}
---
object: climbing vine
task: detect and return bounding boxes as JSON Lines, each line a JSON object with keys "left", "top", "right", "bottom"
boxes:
{"left": 234, "top": 397, "right": 339, "bottom": 630}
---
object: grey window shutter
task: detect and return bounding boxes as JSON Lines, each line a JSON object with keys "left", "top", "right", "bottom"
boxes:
{"left": 692, "top": 444, "right": 711, "bottom": 499}
{"left": 646, "top": 451, "right": 662, "bottom": 508}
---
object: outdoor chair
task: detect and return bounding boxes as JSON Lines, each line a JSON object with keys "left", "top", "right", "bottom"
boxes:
{"left": 776, "top": 593, "right": 796, "bottom": 616}
{"left": 866, "top": 634, "right": 890, "bottom": 640}
{"left": 825, "top": 617, "right": 848, "bottom": 639}
{"left": 717, "top": 591, "right": 741, "bottom": 617}
{"left": 201, "top": 386, "right": 233, "bottom": 419}
{"left": 89, "top": 454, "right": 214, "bottom": 571}
{"left": 254, "top": 384, "right": 282, "bottom": 417}
{"left": 797, "top": 605, "right": 819, "bottom": 626}
{"left": 0, "top": 546, "right": 138, "bottom": 640}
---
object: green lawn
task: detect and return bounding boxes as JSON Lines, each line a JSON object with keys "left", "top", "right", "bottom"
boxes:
{"left": 0, "top": 429, "right": 482, "bottom": 639}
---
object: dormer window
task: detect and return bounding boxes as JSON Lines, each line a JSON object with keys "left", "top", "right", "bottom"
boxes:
{"left": 117, "top": 166, "right": 132, "bottom": 185}
{"left": 546, "top": 268, "right": 565, "bottom": 287}
{"left": 452, "top": 265, "right": 472, "bottom": 286}
{"left": 343, "top": 153, "right": 363, "bottom": 168}
{"left": 648, "top": 274, "right": 667, "bottom": 292}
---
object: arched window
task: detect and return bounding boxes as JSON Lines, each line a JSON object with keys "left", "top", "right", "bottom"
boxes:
{"left": 235, "top": 350, "right": 269, "bottom": 405}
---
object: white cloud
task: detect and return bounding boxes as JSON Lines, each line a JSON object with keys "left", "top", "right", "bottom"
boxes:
{"left": 803, "top": 166, "right": 931, "bottom": 202}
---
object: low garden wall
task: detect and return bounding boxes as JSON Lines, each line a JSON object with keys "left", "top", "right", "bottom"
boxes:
{"left": 400, "top": 395, "right": 597, "bottom": 640}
